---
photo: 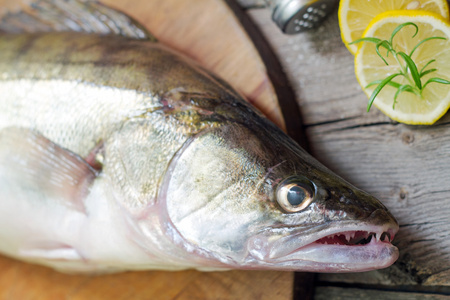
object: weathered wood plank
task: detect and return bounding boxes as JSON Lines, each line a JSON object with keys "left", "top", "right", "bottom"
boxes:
{"left": 247, "top": 8, "right": 450, "bottom": 286}
{"left": 315, "top": 286, "right": 450, "bottom": 300}
{"left": 247, "top": 8, "right": 389, "bottom": 126}
{"left": 309, "top": 119, "right": 450, "bottom": 285}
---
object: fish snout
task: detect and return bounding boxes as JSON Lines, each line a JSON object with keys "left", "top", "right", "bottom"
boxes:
{"left": 365, "top": 208, "right": 399, "bottom": 237}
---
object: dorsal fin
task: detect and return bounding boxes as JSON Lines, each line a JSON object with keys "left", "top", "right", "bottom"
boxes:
{"left": 0, "top": 0, "right": 156, "bottom": 41}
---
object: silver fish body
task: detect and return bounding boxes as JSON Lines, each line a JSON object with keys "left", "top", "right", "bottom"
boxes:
{"left": 0, "top": 31, "right": 399, "bottom": 273}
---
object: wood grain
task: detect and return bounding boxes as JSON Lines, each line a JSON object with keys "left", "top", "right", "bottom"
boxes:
{"left": 0, "top": 255, "right": 293, "bottom": 300}
{"left": 315, "top": 286, "right": 450, "bottom": 300}
{"left": 101, "top": 0, "right": 285, "bottom": 131}
{"left": 247, "top": 7, "right": 450, "bottom": 286}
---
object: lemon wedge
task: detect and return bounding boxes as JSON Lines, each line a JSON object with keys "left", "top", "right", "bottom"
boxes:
{"left": 339, "top": 0, "right": 449, "bottom": 54}
{"left": 355, "top": 10, "right": 450, "bottom": 124}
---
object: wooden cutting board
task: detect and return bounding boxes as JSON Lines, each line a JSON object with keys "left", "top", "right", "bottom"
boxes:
{"left": 0, "top": 255, "right": 293, "bottom": 299}
{"left": 102, "top": 0, "right": 285, "bottom": 130}
{"left": 0, "top": 0, "right": 294, "bottom": 299}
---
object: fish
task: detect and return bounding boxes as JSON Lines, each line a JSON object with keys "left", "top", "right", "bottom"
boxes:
{"left": 0, "top": 0, "right": 399, "bottom": 273}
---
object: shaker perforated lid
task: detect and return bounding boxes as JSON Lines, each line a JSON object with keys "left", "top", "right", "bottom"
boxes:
{"left": 271, "top": 0, "right": 337, "bottom": 34}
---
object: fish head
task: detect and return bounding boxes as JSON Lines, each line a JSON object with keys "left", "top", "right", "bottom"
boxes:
{"left": 160, "top": 121, "right": 399, "bottom": 272}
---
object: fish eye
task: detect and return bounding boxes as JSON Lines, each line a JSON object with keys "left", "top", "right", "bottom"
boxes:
{"left": 276, "top": 176, "right": 315, "bottom": 213}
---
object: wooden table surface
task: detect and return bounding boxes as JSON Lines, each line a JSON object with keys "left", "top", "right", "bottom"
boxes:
{"left": 2, "top": 0, "right": 450, "bottom": 299}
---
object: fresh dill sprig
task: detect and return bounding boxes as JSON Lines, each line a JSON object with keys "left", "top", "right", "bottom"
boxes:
{"left": 350, "top": 22, "right": 450, "bottom": 111}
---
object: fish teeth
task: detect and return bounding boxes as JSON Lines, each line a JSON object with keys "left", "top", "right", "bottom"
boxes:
{"left": 380, "top": 232, "right": 390, "bottom": 242}
{"left": 344, "top": 231, "right": 356, "bottom": 243}
{"left": 345, "top": 233, "right": 351, "bottom": 242}
{"left": 375, "top": 232, "right": 381, "bottom": 242}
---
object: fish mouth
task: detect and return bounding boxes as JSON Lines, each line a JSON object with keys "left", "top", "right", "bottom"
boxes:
{"left": 248, "top": 220, "right": 399, "bottom": 272}
{"left": 314, "top": 229, "right": 393, "bottom": 246}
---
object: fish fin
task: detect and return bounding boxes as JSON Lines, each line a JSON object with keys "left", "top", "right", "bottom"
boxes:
{"left": 19, "top": 241, "right": 83, "bottom": 262}
{"left": 0, "top": 0, "right": 156, "bottom": 41}
{"left": 0, "top": 127, "right": 97, "bottom": 213}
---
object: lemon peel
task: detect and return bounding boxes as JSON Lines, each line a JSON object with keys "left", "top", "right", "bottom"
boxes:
{"left": 339, "top": 0, "right": 450, "bottom": 54}
{"left": 355, "top": 10, "right": 450, "bottom": 124}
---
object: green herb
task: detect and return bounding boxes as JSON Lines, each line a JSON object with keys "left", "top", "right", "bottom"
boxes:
{"left": 349, "top": 22, "right": 450, "bottom": 111}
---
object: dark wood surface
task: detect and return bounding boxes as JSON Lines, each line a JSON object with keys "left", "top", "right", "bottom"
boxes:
{"left": 315, "top": 286, "right": 450, "bottom": 299}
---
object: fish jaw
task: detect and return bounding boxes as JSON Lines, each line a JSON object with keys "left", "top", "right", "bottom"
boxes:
{"left": 246, "top": 213, "right": 399, "bottom": 272}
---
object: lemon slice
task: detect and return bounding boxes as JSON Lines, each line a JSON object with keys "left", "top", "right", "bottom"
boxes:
{"left": 339, "top": 0, "right": 450, "bottom": 54}
{"left": 355, "top": 10, "right": 450, "bottom": 124}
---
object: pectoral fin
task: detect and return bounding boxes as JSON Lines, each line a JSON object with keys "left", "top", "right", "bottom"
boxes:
{"left": 0, "top": 127, "right": 97, "bottom": 212}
